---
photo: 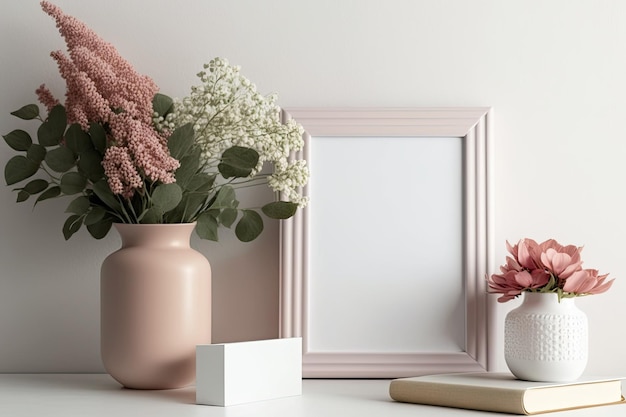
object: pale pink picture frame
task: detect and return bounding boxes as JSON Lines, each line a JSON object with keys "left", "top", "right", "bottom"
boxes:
{"left": 279, "top": 108, "right": 495, "bottom": 378}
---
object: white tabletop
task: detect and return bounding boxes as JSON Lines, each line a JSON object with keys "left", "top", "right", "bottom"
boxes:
{"left": 0, "top": 374, "right": 623, "bottom": 417}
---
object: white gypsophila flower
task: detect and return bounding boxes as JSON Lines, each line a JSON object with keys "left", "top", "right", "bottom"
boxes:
{"left": 163, "top": 57, "right": 308, "bottom": 206}
{"left": 268, "top": 159, "right": 309, "bottom": 206}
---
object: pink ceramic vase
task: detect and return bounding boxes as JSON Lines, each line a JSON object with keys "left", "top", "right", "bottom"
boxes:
{"left": 100, "top": 223, "right": 211, "bottom": 389}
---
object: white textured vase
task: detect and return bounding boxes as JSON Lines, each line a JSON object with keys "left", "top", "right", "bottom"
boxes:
{"left": 504, "top": 292, "right": 588, "bottom": 382}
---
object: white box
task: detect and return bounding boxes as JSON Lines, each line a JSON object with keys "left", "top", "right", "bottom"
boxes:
{"left": 196, "top": 337, "right": 302, "bottom": 406}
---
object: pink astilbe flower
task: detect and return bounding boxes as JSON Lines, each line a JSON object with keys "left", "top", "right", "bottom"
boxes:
{"left": 40, "top": 1, "right": 157, "bottom": 122}
{"left": 102, "top": 147, "right": 143, "bottom": 198}
{"left": 35, "top": 84, "right": 60, "bottom": 112}
{"left": 488, "top": 238, "right": 614, "bottom": 302}
{"left": 40, "top": 1, "right": 157, "bottom": 126}
{"left": 101, "top": 114, "right": 179, "bottom": 198}
{"left": 49, "top": 49, "right": 110, "bottom": 129}
{"left": 39, "top": 1, "right": 178, "bottom": 197}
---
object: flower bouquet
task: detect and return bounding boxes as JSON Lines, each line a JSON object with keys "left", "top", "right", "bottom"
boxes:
{"left": 487, "top": 238, "right": 614, "bottom": 302}
{"left": 3, "top": 1, "right": 308, "bottom": 242}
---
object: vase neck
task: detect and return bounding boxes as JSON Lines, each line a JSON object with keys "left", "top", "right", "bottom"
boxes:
{"left": 114, "top": 223, "right": 196, "bottom": 248}
{"left": 522, "top": 292, "right": 576, "bottom": 308}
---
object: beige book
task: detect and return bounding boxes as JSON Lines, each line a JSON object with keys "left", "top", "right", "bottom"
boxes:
{"left": 389, "top": 372, "right": 625, "bottom": 415}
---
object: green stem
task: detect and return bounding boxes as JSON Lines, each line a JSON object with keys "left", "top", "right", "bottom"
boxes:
{"left": 39, "top": 165, "right": 61, "bottom": 182}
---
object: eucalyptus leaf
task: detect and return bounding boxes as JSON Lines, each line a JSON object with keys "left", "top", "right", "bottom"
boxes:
{"left": 261, "top": 201, "right": 298, "bottom": 219}
{"left": 187, "top": 173, "right": 216, "bottom": 192}
{"left": 14, "top": 179, "right": 48, "bottom": 203}
{"left": 139, "top": 206, "right": 163, "bottom": 224}
{"left": 35, "top": 186, "right": 61, "bottom": 204}
{"left": 87, "top": 219, "right": 113, "bottom": 239}
{"left": 37, "top": 105, "right": 67, "bottom": 147}
{"left": 16, "top": 190, "right": 30, "bottom": 202}
{"left": 196, "top": 211, "right": 219, "bottom": 241}
{"left": 153, "top": 93, "right": 174, "bottom": 118}
{"left": 65, "top": 195, "right": 90, "bottom": 214}
{"left": 235, "top": 210, "right": 263, "bottom": 242}
{"left": 174, "top": 148, "right": 200, "bottom": 188}
{"left": 84, "top": 206, "right": 107, "bottom": 226}
{"left": 37, "top": 122, "right": 61, "bottom": 147}
{"left": 89, "top": 123, "right": 107, "bottom": 154}
{"left": 212, "top": 185, "right": 236, "bottom": 209}
{"left": 45, "top": 146, "right": 76, "bottom": 172}
{"left": 151, "top": 183, "right": 182, "bottom": 212}
{"left": 10, "top": 104, "right": 39, "bottom": 120}
{"left": 47, "top": 104, "right": 67, "bottom": 133}
{"left": 77, "top": 149, "right": 105, "bottom": 181}
{"left": 65, "top": 123, "right": 93, "bottom": 153}
{"left": 164, "top": 193, "right": 207, "bottom": 223}
{"left": 167, "top": 123, "right": 195, "bottom": 159}
{"left": 63, "top": 214, "right": 83, "bottom": 240}
{"left": 5, "top": 155, "right": 39, "bottom": 185}
{"left": 93, "top": 180, "right": 121, "bottom": 211}
{"left": 23, "top": 179, "right": 49, "bottom": 194}
{"left": 3, "top": 129, "right": 32, "bottom": 151}
{"left": 218, "top": 146, "right": 259, "bottom": 179}
{"left": 27, "top": 144, "right": 46, "bottom": 164}
{"left": 162, "top": 205, "right": 184, "bottom": 223}
{"left": 219, "top": 208, "right": 238, "bottom": 228}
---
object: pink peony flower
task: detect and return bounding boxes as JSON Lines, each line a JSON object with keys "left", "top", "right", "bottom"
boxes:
{"left": 488, "top": 238, "right": 614, "bottom": 302}
{"left": 507, "top": 238, "right": 542, "bottom": 271}
{"left": 489, "top": 269, "right": 550, "bottom": 302}
{"left": 537, "top": 240, "right": 583, "bottom": 279}
{"left": 562, "top": 269, "right": 614, "bottom": 295}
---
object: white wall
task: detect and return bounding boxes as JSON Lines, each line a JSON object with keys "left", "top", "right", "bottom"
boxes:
{"left": 1, "top": 0, "right": 625, "bottom": 374}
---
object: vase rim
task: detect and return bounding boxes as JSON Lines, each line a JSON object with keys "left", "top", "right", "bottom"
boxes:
{"left": 524, "top": 291, "right": 566, "bottom": 296}
{"left": 113, "top": 222, "right": 197, "bottom": 247}
{"left": 113, "top": 222, "right": 197, "bottom": 226}
{"left": 522, "top": 291, "right": 577, "bottom": 303}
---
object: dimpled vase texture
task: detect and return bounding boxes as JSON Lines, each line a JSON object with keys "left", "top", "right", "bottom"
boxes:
{"left": 101, "top": 223, "right": 211, "bottom": 389}
{"left": 504, "top": 292, "right": 588, "bottom": 382}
